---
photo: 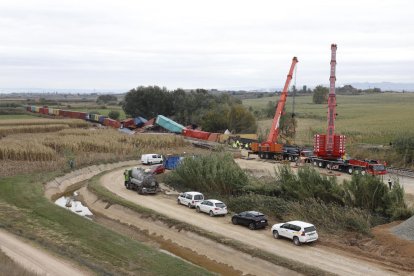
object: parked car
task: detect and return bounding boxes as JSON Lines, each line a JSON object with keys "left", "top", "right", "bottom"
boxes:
{"left": 141, "top": 154, "right": 163, "bottom": 165}
{"left": 177, "top": 192, "right": 204, "bottom": 208}
{"left": 271, "top": 220, "right": 318, "bottom": 246}
{"left": 196, "top": 199, "right": 227, "bottom": 216}
{"left": 150, "top": 164, "right": 165, "bottom": 175}
{"left": 231, "top": 211, "right": 268, "bottom": 230}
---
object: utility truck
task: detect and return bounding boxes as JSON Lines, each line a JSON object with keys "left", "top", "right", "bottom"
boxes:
{"left": 124, "top": 167, "right": 159, "bottom": 194}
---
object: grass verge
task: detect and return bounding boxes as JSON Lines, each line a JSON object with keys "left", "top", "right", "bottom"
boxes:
{"left": 88, "top": 171, "right": 332, "bottom": 276}
{"left": 0, "top": 172, "right": 212, "bottom": 276}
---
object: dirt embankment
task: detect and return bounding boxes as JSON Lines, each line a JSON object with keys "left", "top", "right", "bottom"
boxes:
{"left": 100, "top": 167, "right": 405, "bottom": 276}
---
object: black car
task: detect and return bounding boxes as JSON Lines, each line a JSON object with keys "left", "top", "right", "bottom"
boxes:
{"left": 231, "top": 211, "right": 268, "bottom": 230}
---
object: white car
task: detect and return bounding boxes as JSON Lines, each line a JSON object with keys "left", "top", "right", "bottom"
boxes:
{"left": 196, "top": 199, "right": 228, "bottom": 216}
{"left": 177, "top": 192, "right": 204, "bottom": 208}
{"left": 271, "top": 220, "right": 318, "bottom": 246}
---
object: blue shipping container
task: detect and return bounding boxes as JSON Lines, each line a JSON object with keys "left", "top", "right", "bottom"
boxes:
{"left": 134, "top": 116, "right": 148, "bottom": 127}
{"left": 164, "top": 156, "right": 182, "bottom": 170}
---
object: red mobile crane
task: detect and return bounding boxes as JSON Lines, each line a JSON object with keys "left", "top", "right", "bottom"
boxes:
{"left": 250, "top": 57, "right": 298, "bottom": 159}
{"left": 310, "top": 44, "right": 387, "bottom": 175}
{"left": 314, "top": 44, "right": 346, "bottom": 160}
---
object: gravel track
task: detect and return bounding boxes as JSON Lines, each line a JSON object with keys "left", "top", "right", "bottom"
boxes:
{"left": 0, "top": 229, "right": 89, "bottom": 276}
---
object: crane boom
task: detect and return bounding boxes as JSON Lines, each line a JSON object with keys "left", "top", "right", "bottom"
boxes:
{"left": 314, "top": 43, "right": 345, "bottom": 159}
{"left": 267, "top": 57, "right": 298, "bottom": 143}
{"left": 326, "top": 44, "right": 337, "bottom": 154}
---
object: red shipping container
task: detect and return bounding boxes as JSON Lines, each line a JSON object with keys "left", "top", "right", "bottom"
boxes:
{"left": 121, "top": 118, "right": 135, "bottom": 129}
{"left": 77, "top": 112, "right": 87, "bottom": 120}
{"left": 183, "top": 129, "right": 211, "bottom": 140}
{"left": 207, "top": 133, "right": 219, "bottom": 142}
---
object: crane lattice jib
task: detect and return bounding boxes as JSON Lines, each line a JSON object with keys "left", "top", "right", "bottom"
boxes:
{"left": 326, "top": 44, "right": 337, "bottom": 153}
{"left": 267, "top": 57, "right": 298, "bottom": 143}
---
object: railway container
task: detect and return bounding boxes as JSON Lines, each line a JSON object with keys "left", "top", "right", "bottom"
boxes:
{"left": 183, "top": 129, "right": 211, "bottom": 140}
{"left": 155, "top": 115, "right": 185, "bottom": 133}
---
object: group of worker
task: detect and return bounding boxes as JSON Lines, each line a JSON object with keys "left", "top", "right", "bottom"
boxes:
{"left": 231, "top": 140, "right": 250, "bottom": 150}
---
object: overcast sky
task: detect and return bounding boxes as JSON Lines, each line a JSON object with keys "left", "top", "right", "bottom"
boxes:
{"left": 0, "top": 0, "right": 413, "bottom": 91}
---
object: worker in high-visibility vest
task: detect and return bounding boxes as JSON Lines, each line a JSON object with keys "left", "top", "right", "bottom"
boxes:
{"left": 124, "top": 169, "right": 130, "bottom": 185}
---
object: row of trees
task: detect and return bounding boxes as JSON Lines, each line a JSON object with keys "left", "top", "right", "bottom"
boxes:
{"left": 122, "top": 86, "right": 257, "bottom": 133}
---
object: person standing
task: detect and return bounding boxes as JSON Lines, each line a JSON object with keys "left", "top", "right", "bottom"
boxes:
{"left": 388, "top": 178, "right": 392, "bottom": 190}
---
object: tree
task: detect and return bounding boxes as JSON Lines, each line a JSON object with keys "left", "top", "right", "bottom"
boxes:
{"left": 264, "top": 101, "right": 276, "bottom": 118}
{"left": 228, "top": 105, "right": 257, "bottom": 133}
{"left": 312, "top": 85, "right": 329, "bottom": 104}
{"left": 108, "top": 110, "right": 120, "bottom": 120}
{"left": 122, "top": 86, "right": 172, "bottom": 118}
{"left": 200, "top": 105, "right": 230, "bottom": 132}
{"left": 96, "top": 94, "right": 117, "bottom": 104}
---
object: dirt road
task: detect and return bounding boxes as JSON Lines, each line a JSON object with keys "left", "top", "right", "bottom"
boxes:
{"left": 0, "top": 229, "right": 88, "bottom": 276}
{"left": 81, "top": 187, "right": 300, "bottom": 276}
{"left": 101, "top": 168, "right": 403, "bottom": 276}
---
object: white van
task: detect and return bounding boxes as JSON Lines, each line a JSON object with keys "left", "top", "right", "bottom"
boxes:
{"left": 141, "top": 154, "right": 163, "bottom": 165}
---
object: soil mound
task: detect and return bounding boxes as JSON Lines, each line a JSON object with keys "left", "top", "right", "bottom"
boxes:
{"left": 392, "top": 215, "right": 414, "bottom": 241}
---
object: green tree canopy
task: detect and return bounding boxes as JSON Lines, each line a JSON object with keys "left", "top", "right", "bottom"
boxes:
{"left": 122, "top": 86, "right": 256, "bottom": 133}
{"left": 228, "top": 104, "right": 257, "bottom": 133}
{"left": 312, "top": 85, "right": 329, "bottom": 104}
{"left": 108, "top": 110, "right": 120, "bottom": 120}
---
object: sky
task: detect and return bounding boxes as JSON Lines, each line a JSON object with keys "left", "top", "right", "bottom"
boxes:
{"left": 0, "top": 0, "right": 413, "bottom": 91}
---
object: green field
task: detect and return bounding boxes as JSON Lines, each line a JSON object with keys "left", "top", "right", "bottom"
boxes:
{"left": 53, "top": 104, "right": 127, "bottom": 120}
{"left": 243, "top": 93, "right": 414, "bottom": 145}
{"left": 71, "top": 107, "right": 127, "bottom": 120}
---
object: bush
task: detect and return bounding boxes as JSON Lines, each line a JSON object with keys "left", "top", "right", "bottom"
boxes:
{"left": 226, "top": 194, "right": 289, "bottom": 220}
{"left": 108, "top": 110, "right": 120, "bottom": 120}
{"left": 226, "top": 195, "right": 372, "bottom": 233}
{"left": 165, "top": 153, "right": 249, "bottom": 196}
{"left": 288, "top": 199, "right": 372, "bottom": 234}
{"left": 312, "top": 85, "right": 329, "bottom": 104}
{"left": 277, "top": 165, "right": 344, "bottom": 204}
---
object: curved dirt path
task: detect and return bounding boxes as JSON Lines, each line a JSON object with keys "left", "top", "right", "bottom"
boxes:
{"left": 81, "top": 186, "right": 299, "bottom": 276}
{"left": 101, "top": 167, "right": 403, "bottom": 276}
{"left": 0, "top": 229, "right": 88, "bottom": 276}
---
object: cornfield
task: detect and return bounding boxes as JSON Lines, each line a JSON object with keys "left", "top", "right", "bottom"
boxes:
{"left": 0, "top": 124, "right": 70, "bottom": 137}
{"left": 0, "top": 129, "right": 187, "bottom": 162}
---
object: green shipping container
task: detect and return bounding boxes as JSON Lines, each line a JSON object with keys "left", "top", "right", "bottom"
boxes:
{"left": 155, "top": 115, "right": 185, "bottom": 133}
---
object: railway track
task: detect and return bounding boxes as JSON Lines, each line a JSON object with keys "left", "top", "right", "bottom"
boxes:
{"left": 387, "top": 167, "right": 414, "bottom": 178}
